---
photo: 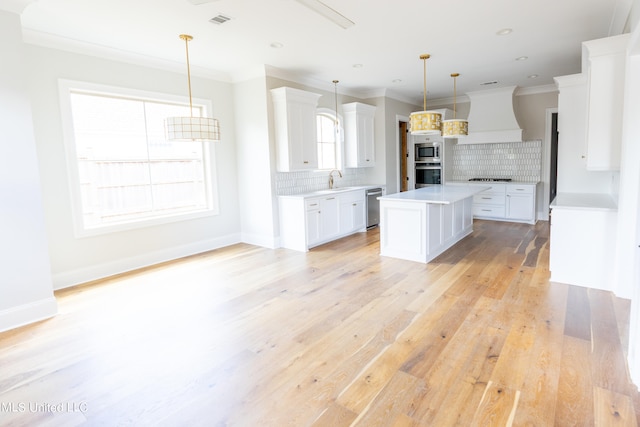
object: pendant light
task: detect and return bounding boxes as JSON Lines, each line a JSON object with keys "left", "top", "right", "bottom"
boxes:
{"left": 165, "top": 34, "right": 220, "bottom": 142}
{"left": 410, "top": 54, "right": 442, "bottom": 135}
{"left": 443, "top": 73, "right": 469, "bottom": 139}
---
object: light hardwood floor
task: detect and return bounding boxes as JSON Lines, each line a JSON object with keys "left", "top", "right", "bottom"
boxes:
{"left": 1, "top": 220, "right": 639, "bottom": 426}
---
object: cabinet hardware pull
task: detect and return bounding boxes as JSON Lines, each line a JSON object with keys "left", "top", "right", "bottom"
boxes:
{"left": 303, "top": 161, "right": 309, "bottom": 164}
{"left": 352, "top": 203, "right": 356, "bottom": 206}
{"left": 327, "top": 197, "right": 335, "bottom": 200}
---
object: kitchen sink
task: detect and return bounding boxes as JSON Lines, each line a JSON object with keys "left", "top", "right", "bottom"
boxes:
{"left": 313, "top": 186, "right": 359, "bottom": 194}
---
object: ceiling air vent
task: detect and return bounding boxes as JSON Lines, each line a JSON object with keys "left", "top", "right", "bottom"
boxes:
{"left": 480, "top": 81, "right": 498, "bottom": 86}
{"left": 210, "top": 14, "right": 231, "bottom": 25}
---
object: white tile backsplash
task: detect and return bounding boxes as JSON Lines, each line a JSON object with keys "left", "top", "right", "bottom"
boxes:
{"left": 276, "top": 168, "right": 367, "bottom": 195}
{"left": 451, "top": 140, "right": 542, "bottom": 182}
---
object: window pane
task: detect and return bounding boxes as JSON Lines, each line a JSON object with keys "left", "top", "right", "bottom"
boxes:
{"left": 317, "top": 114, "right": 337, "bottom": 170}
{"left": 67, "top": 89, "right": 213, "bottom": 231}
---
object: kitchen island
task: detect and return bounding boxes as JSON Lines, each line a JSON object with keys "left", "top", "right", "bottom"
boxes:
{"left": 378, "top": 185, "right": 489, "bottom": 263}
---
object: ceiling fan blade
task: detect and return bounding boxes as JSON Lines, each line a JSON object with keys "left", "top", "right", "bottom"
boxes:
{"left": 293, "top": 0, "right": 355, "bottom": 29}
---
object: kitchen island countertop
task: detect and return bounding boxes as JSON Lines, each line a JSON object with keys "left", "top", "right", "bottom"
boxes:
{"left": 379, "top": 185, "right": 490, "bottom": 204}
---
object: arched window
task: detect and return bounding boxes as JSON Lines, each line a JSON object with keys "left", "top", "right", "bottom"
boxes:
{"left": 316, "top": 109, "right": 342, "bottom": 170}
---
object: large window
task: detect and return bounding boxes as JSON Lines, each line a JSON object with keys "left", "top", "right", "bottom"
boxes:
{"left": 316, "top": 110, "right": 342, "bottom": 170}
{"left": 59, "top": 80, "right": 218, "bottom": 236}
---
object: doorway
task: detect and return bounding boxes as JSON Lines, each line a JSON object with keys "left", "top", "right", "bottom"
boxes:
{"left": 399, "top": 121, "right": 409, "bottom": 191}
{"left": 549, "top": 112, "right": 558, "bottom": 203}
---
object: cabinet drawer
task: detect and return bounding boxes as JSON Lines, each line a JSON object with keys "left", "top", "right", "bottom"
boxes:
{"left": 473, "top": 194, "right": 505, "bottom": 205}
{"left": 506, "top": 184, "right": 534, "bottom": 194}
{"left": 305, "top": 199, "right": 321, "bottom": 210}
{"left": 473, "top": 205, "right": 506, "bottom": 217}
{"left": 340, "top": 190, "right": 365, "bottom": 204}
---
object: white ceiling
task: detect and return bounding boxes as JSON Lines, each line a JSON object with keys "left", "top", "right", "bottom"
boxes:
{"left": 18, "top": 0, "right": 632, "bottom": 104}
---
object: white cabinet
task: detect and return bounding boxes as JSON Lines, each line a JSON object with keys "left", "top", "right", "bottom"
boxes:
{"left": 318, "top": 196, "right": 339, "bottom": 241}
{"left": 472, "top": 184, "right": 506, "bottom": 219}
{"left": 450, "top": 182, "right": 538, "bottom": 224}
{"left": 343, "top": 102, "right": 376, "bottom": 168}
{"left": 554, "top": 73, "right": 588, "bottom": 167}
{"left": 279, "top": 189, "right": 367, "bottom": 251}
{"left": 271, "top": 87, "right": 322, "bottom": 172}
{"left": 305, "top": 198, "right": 322, "bottom": 246}
{"left": 583, "top": 34, "right": 629, "bottom": 171}
{"left": 339, "top": 190, "right": 366, "bottom": 234}
{"left": 506, "top": 184, "right": 535, "bottom": 222}
{"left": 549, "top": 193, "right": 617, "bottom": 291}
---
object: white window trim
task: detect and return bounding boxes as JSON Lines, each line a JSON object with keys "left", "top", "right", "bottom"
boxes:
{"left": 316, "top": 107, "right": 344, "bottom": 171}
{"left": 58, "top": 79, "right": 219, "bottom": 238}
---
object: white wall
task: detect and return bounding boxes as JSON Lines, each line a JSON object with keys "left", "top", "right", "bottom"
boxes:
{"left": 0, "top": 10, "right": 57, "bottom": 332}
{"left": 25, "top": 44, "right": 242, "bottom": 289}
{"left": 234, "top": 74, "right": 278, "bottom": 247}
{"left": 615, "top": 21, "right": 640, "bottom": 385}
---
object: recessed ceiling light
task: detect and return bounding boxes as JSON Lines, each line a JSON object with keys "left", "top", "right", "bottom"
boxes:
{"left": 352, "top": 63, "right": 363, "bottom": 68}
{"left": 270, "top": 42, "right": 284, "bottom": 49}
{"left": 516, "top": 56, "right": 528, "bottom": 61}
{"left": 496, "top": 28, "right": 512, "bottom": 36}
{"left": 528, "top": 74, "right": 539, "bottom": 79}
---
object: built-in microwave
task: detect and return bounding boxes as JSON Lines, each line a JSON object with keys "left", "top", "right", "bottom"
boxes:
{"left": 415, "top": 142, "right": 440, "bottom": 162}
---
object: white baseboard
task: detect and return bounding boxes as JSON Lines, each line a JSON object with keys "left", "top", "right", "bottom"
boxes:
{"left": 52, "top": 233, "right": 242, "bottom": 290}
{"left": 0, "top": 297, "right": 58, "bottom": 333}
{"left": 241, "top": 232, "right": 279, "bottom": 249}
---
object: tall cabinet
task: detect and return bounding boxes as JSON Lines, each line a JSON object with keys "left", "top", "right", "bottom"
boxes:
{"left": 271, "top": 87, "right": 322, "bottom": 172}
{"left": 343, "top": 102, "right": 376, "bottom": 168}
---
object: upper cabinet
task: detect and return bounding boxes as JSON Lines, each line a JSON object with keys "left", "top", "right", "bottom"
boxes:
{"left": 343, "top": 102, "right": 376, "bottom": 168}
{"left": 583, "top": 34, "right": 629, "bottom": 171}
{"left": 271, "top": 87, "right": 322, "bottom": 172}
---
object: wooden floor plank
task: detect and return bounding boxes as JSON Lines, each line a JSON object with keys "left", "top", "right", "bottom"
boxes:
{"left": 0, "top": 220, "right": 638, "bottom": 426}
{"left": 556, "top": 335, "right": 595, "bottom": 426}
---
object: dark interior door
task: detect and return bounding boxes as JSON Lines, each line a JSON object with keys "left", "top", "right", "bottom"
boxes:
{"left": 550, "top": 112, "right": 558, "bottom": 204}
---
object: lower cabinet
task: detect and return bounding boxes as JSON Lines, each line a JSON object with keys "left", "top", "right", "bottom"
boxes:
{"left": 279, "top": 189, "right": 366, "bottom": 251}
{"left": 506, "top": 184, "right": 536, "bottom": 222}
{"left": 549, "top": 201, "right": 617, "bottom": 291}
{"left": 339, "top": 191, "right": 366, "bottom": 234}
{"left": 458, "top": 182, "right": 538, "bottom": 224}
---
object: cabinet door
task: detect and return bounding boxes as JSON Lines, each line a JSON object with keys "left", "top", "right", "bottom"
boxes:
{"left": 506, "top": 194, "right": 534, "bottom": 221}
{"left": 271, "top": 87, "right": 321, "bottom": 172}
{"left": 320, "top": 196, "right": 339, "bottom": 239}
{"left": 359, "top": 113, "right": 375, "bottom": 167}
{"left": 306, "top": 207, "right": 322, "bottom": 246}
{"left": 352, "top": 200, "right": 366, "bottom": 231}
{"left": 344, "top": 103, "right": 376, "bottom": 168}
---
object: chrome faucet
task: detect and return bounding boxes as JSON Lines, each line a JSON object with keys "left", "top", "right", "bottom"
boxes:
{"left": 328, "top": 169, "right": 343, "bottom": 189}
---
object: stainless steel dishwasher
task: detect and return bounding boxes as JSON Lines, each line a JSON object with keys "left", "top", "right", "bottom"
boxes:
{"left": 366, "top": 188, "right": 383, "bottom": 229}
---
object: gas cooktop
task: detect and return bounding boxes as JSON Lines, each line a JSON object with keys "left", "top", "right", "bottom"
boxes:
{"left": 468, "top": 178, "right": 512, "bottom": 182}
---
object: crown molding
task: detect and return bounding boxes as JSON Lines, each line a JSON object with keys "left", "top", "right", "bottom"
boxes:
{"left": 21, "top": 28, "right": 233, "bottom": 82}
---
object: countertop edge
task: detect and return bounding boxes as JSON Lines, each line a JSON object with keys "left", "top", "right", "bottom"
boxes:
{"left": 550, "top": 192, "right": 618, "bottom": 212}
{"left": 278, "top": 184, "right": 385, "bottom": 199}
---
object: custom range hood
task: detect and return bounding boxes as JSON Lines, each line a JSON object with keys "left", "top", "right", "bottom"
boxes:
{"left": 463, "top": 86, "right": 523, "bottom": 144}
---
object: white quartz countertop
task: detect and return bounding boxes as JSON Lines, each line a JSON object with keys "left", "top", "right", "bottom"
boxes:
{"left": 447, "top": 180, "right": 539, "bottom": 185}
{"left": 379, "top": 185, "right": 490, "bottom": 205}
{"left": 279, "top": 184, "right": 385, "bottom": 199}
{"left": 550, "top": 192, "right": 618, "bottom": 211}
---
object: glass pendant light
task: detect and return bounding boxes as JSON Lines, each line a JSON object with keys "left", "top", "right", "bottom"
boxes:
{"left": 443, "top": 73, "right": 469, "bottom": 138}
{"left": 165, "top": 34, "right": 220, "bottom": 142}
{"left": 410, "top": 54, "right": 442, "bottom": 135}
